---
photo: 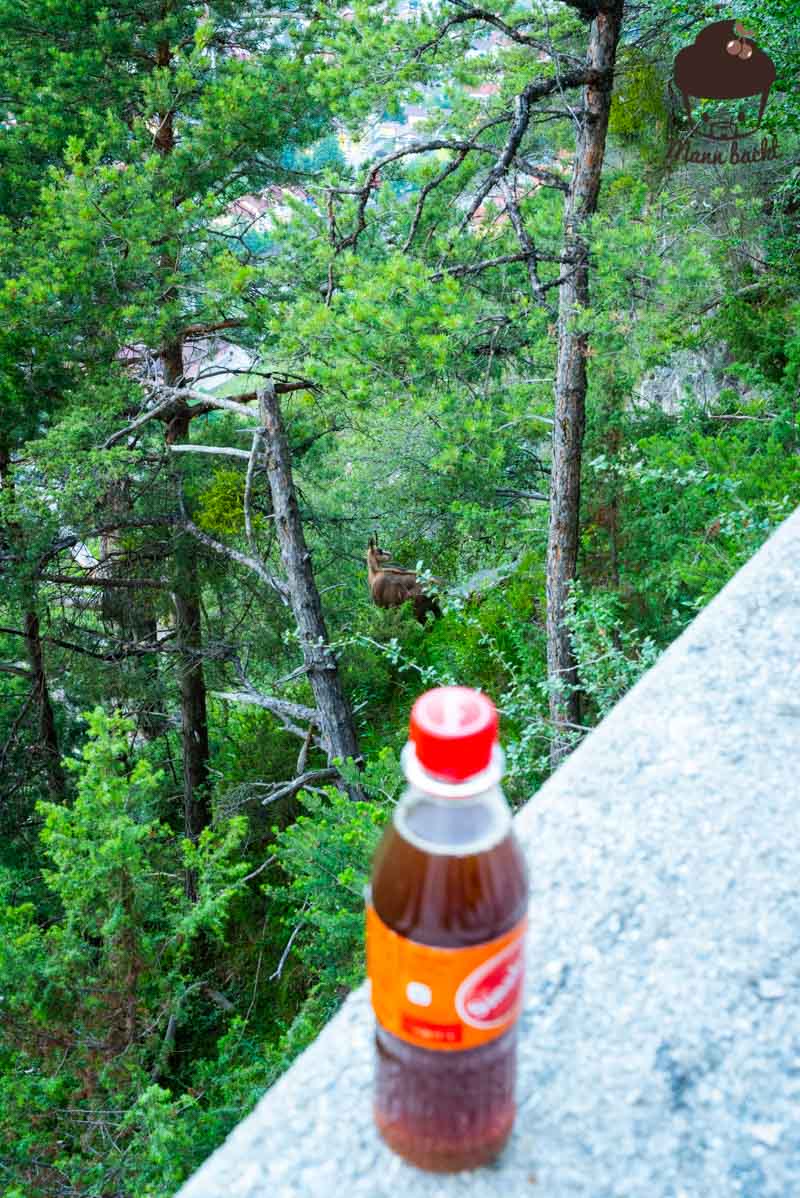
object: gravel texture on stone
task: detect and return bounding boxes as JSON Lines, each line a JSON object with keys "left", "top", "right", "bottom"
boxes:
{"left": 178, "top": 509, "right": 800, "bottom": 1198}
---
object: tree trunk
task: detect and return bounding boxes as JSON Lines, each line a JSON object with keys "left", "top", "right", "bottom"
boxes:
{"left": 546, "top": 1, "right": 623, "bottom": 768}
{"left": 163, "top": 338, "right": 213, "bottom": 854}
{"left": 155, "top": 52, "right": 209, "bottom": 825}
{"left": 99, "top": 479, "right": 167, "bottom": 740}
{"left": 173, "top": 535, "right": 212, "bottom": 841}
{"left": 149, "top": 45, "right": 211, "bottom": 888}
{"left": 258, "top": 383, "right": 364, "bottom": 790}
{"left": 24, "top": 609, "right": 66, "bottom": 801}
{"left": 1, "top": 439, "right": 66, "bottom": 801}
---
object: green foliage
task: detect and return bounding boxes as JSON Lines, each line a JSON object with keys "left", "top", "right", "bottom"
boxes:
{"left": 587, "top": 436, "right": 795, "bottom": 642}
{"left": 268, "top": 773, "right": 396, "bottom": 992}
{"left": 609, "top": 49, "right": 669, "bottom": 149}
{"left": 564, "top": 583, "right": 661, "bottom": 718}
{"left": 196, "top": 468, "right": 248, "bottom": 536}
{"left": 0, "top": 709, "right": 252, "bottom": 1197}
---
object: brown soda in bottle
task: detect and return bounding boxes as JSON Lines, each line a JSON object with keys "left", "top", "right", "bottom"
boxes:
{"left": 365, "top": 686, "right": 529, "bottom": 1172}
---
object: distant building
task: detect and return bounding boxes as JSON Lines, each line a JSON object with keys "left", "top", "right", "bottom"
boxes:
{"left": 227, "top": 185, "right": 314, "bottom": 232}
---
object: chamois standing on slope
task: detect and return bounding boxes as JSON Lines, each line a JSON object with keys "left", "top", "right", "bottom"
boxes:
{"left": 366, "top": 537, "right": 442, "bottom": 625}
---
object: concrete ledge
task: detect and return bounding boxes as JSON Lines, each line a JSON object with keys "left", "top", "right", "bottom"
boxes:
{"left": 178, "top": 509, "right": 800, "bottom": 1198}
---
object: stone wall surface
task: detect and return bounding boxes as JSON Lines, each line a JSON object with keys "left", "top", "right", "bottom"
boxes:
{"left": 178, "top": 508, "right": 800, "bottom": 1198}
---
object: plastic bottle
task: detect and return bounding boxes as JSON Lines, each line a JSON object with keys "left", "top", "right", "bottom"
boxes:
{"left": 365, "top": 686, "right": 529, "bottom": 1172}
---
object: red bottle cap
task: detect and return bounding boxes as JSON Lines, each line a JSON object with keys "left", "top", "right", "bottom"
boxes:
{"left": 408, "top": 686, "right": 499, "bottom": 782}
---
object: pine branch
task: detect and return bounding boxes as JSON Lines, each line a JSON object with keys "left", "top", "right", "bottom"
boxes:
{"left": 0, "top": 662, "right": 32, "bottom": 678}
{"left": 414, "top": 2, "right": 582, "bottom": 57}
{"left": 460, "top": 67, "right": 603, "bottom": 226}
{"left": 39, "top": 574, "right": 165, "bottom": 589}
{"left": 499, "top": 177, "right": 547, "bottom": 305}
{"left": 402, "top": 148, "right": 470, "bottom": 252}
{"left": 181, "top": 318, "right": 246, "bottom": 339}
{"left": 431, "top": 250, "right": 564, "bottom": 282}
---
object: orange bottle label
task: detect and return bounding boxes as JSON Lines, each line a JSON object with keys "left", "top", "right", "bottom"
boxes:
{"left": 365, "top": 903, "right": 527, "bottom": 1051}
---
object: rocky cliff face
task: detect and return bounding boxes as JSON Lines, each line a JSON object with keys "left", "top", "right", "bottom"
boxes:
{"left": 633, "top": 344, "right": 738, "bottom": 415}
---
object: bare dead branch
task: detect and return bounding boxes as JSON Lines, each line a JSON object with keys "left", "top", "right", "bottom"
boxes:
{"left": 179, "top": 512, "right": 290, "bottom": 604}
{"left": 172, "top": 392, "right": 254, "bottom": 420}
{"left": 103, "top": 397, "right": 176, "bottom": 448}
{"left": 296, "top": 722, "right": 314, "bottom": 775}
{"left": 181, "top": 318, "right": 246, "bottom": 339}
{"left": 496, "top": 487, "right": 549, "bottom": 502}
{"left": 0, "top": 623, "right": 178, "bottom": 663}
{"left": 0, "top": 683, "right": 37, "bottom": 774}
{"left": 102, "top": 380, "right": 318, "bottom": 449}
{"left": 274, "top": 662, "right": 313, "bottom": 689}
{"left": 167, "top": 444, "right": 253, "bottom": 460}
{"left": 327, "top": 130, "right": 503, "bottom": 254}
{"left": 515, "top": 158, "right": 571, "bottom": 192}
{"left": 244, "top": 423, "right": 266, "bottom": 556}
{"left": 212, "top": 688, "right": 319, "bottom": 741}
{"left": 242, "top": 854, "right": 277, "bottom": 883}
{"left": 269, "top": 905, "right": 309, "bottom": 981}
{"left": 260, "top": 767, "right": 339, "bottom": 806}
{"left": 42, "top": 518, "right": 177, "bottom": 566}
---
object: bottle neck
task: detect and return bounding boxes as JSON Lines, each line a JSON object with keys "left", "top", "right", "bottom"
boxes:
{"left": 400, "top": 742, "right": 506, "bottom": 798}
{"left": 394, "top": 745, "right": 511, "bottom": 857}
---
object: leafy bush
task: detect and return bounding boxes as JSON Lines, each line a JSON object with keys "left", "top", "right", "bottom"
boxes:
{"left": 0, "top": 709, "right": 253, "bottom": 1198}
{"left": 268, "top": 759, "right": 398, "bottom": 994}
{"left": 564, "top": 582, "right": 661, "bottom": 719}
